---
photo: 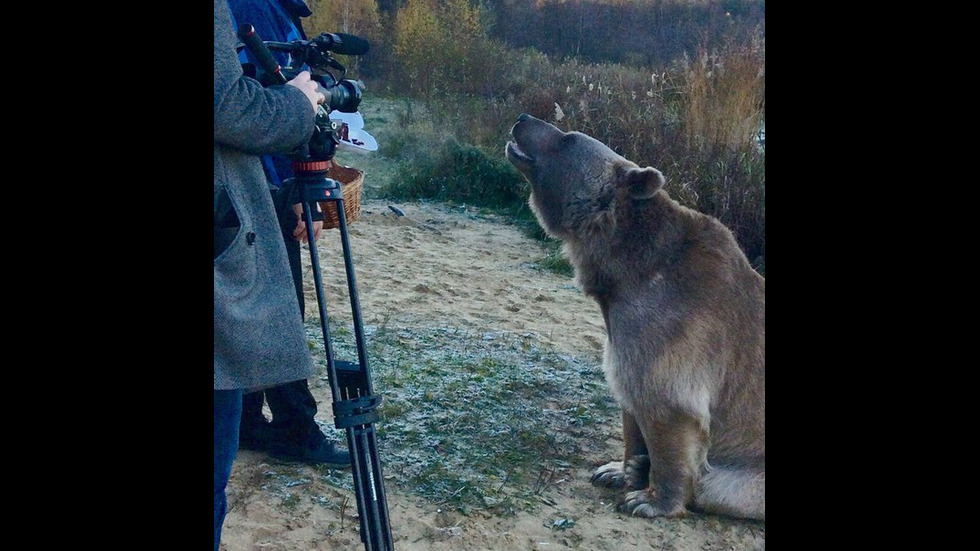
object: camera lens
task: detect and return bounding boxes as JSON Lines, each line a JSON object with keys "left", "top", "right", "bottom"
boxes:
{"left": 311, "top": 74, "right": 361, "bottom": 113}
{"left": 328, "top": 80, "right": 362, "bottom": 113}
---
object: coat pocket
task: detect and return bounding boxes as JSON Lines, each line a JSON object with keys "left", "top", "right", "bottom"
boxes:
{"left": 214, "top": 186, "right": 242, "bottom": 260}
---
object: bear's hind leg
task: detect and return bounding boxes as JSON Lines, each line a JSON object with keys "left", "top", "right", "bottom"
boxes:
{"left": 694, "top": 465, "right": 765, "bottom": 521}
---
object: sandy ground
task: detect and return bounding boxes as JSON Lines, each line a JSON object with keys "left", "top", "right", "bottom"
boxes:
{"left": 220, "top": 197, "right": 765, "bottom": 550}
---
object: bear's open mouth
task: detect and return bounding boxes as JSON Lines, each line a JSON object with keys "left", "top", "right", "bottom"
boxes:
{"left": 506, "top": 141, "right": 534, "bottom": 163}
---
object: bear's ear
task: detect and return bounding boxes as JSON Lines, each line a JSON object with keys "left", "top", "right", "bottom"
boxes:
{"left": 617, "top": 166, "right": 665, "bottom": 200}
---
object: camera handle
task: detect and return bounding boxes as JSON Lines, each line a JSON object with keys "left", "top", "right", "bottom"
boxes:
{"left": 288, "top": 160, "right": 395, "bottom": 551}
{"left": 238, "top": 24, "right": 332, "bottom": 118}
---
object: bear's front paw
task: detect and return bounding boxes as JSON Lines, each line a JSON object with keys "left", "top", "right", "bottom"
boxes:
{"left": 591, "top": 461, "right": 628, "bottom": 489}
{"left": 619, "top": 489, "right": 688, "bottom": 519}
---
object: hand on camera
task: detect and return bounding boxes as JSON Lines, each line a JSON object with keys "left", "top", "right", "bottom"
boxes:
{"left": 286, "top": 70, "right": 325, "bottom": 114}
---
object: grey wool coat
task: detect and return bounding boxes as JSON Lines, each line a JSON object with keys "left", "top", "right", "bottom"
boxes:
{"left": 214, "top": 0, "right": 315, "bottom": 390}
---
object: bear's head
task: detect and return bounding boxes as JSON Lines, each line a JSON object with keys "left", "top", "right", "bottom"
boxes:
{"left": 505, "top": 113, "right": 664, "bottom": 240}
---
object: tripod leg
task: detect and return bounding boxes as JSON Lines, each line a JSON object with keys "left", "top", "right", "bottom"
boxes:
{"left": 301, "top": 197, "right": 394, "bottom": 550}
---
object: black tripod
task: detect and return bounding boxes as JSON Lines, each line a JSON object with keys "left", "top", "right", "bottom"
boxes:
{"left": 286, "top": 159, "right": 395, "bottom": 551}
{"left": 236, "top": 24, "right": 393, "bottom": 549}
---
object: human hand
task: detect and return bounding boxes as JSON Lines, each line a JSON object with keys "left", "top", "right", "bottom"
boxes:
{"left": 286, "top": 71, "right": 325, "bottom": 114}
{"left": 292, "top": 203, "right": 323, "bottom": 243}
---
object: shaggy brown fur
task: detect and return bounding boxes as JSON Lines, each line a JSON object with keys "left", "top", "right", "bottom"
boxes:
{"left": 505, "top": 114, "right": 764, "bottom": 521}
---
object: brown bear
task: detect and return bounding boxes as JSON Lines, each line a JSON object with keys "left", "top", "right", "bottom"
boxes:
{"left": 505, "top": 114, "right": 765, "bottom": 521}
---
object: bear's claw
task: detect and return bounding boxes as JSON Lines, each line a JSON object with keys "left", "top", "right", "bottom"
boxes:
{"left": 620, "top": 489, "right": 688, "bottom": 518}
{"left": 591, "top": 461, "right": 628, "bottom": 489}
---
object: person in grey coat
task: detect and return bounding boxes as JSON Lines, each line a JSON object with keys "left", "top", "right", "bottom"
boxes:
{"left": 228, "top": 0, "right": 352, "bottom": 469}
{"left": 214, "top": 0, "right": 325, "bottom": 548}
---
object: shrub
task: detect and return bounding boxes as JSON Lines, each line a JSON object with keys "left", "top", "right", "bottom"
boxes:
{"left": 380, "top": 139, "right": 530, "bottom": 217}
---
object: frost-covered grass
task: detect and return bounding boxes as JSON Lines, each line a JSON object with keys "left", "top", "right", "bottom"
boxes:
{"left": 309, "top": 318, "right": 615, "bottom": 517}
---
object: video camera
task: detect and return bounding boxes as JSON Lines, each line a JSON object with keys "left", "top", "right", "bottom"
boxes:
{"left": 238, "top": 24, "right": 369, "bottom": 162}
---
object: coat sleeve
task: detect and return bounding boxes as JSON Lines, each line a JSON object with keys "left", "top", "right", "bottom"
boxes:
{"left": 214, "top": 0, "right": 314, "bottom": 155}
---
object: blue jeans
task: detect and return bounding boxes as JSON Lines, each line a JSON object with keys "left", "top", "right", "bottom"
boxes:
{"left": 214, "top": 389, "right": 242, "bottom": 551}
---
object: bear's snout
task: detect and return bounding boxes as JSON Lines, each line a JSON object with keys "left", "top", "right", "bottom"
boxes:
{"left": 510, "top": 114, "right": 562, "bottom": 150}
{"left": 506, "top": 113, "right": 568, "bottom": 179}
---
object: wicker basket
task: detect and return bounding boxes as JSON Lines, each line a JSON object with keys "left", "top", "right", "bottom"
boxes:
{"left": 318, "top": 163, "right": 364, "bottom": 229}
